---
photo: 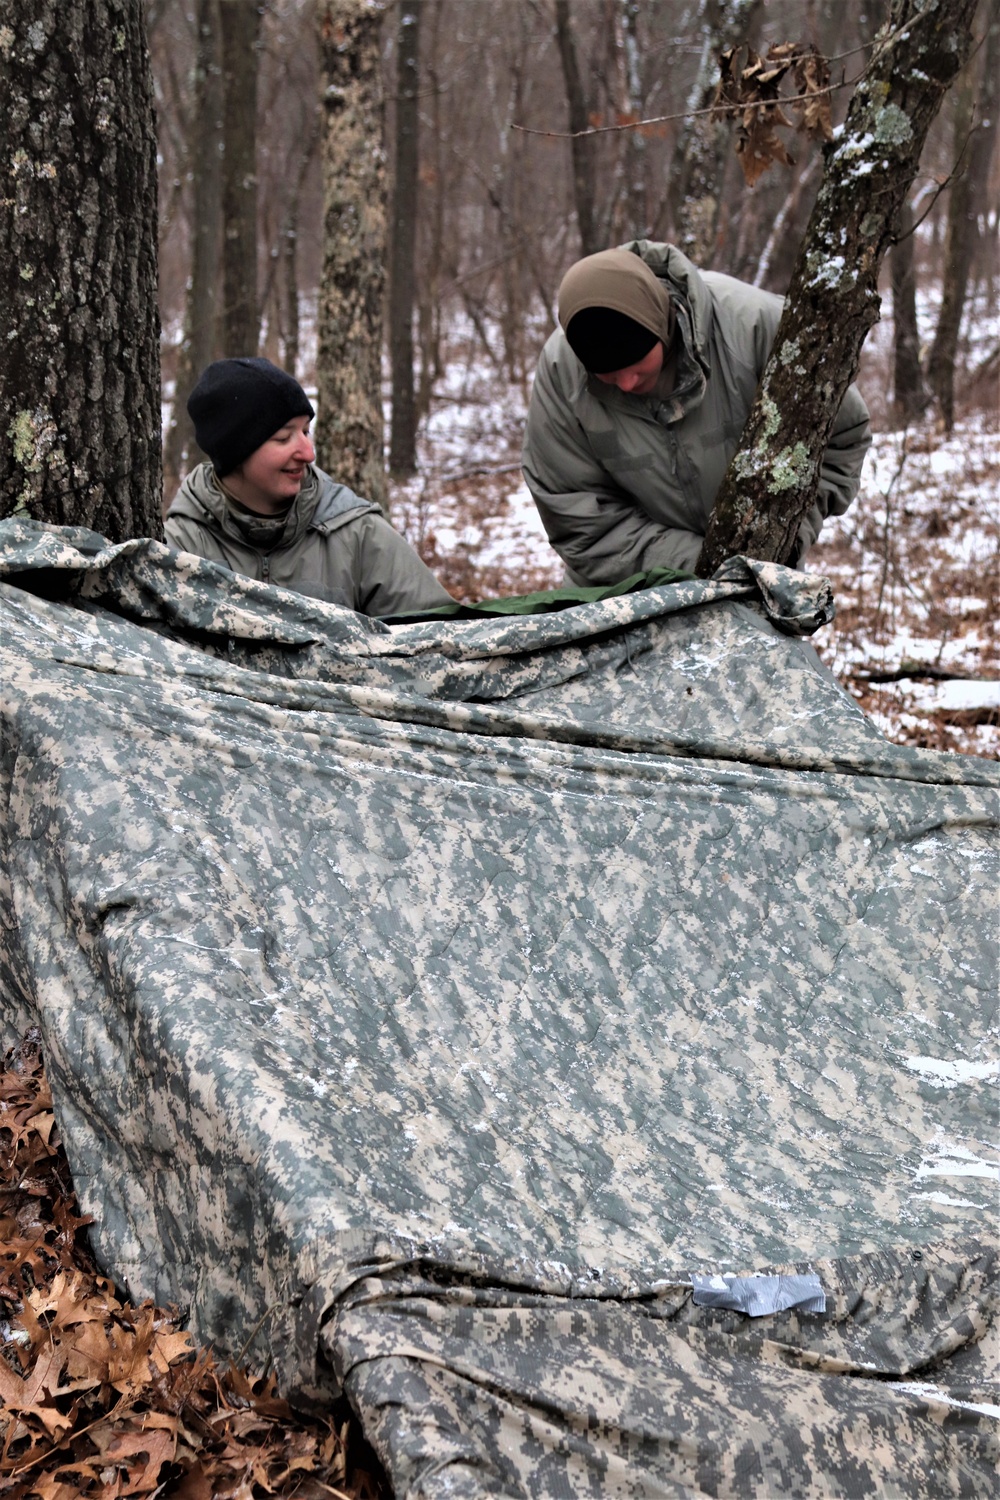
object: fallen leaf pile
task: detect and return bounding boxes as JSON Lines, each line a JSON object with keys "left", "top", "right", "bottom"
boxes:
{"left": 0, "top": 1030, "right": 388, "bottom": 1499}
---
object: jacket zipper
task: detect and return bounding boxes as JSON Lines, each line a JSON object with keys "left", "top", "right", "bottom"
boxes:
{"left": 261, "top": 553, "right": 270, "bottom": 583}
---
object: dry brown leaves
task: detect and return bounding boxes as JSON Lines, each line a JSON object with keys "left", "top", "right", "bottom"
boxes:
{"left": 714, "top": 41, "right": 833, "bottom": 187}
{"left": 0, "top": 1033, "right": 388, "bottom": 1500}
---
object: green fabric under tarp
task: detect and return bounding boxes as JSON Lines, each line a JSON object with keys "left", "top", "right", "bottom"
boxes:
{"left": 385, "top": 565, "right": 693, "bottom": 619}
{"left": 0, "top": 519, "right": 997, "bottom": 1498}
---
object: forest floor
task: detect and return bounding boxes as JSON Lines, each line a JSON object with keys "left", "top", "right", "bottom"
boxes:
{"left": 389, "top": 293, "right": 999, "bottom": 760}
{"left": 0, "top": 1033, "right": 389, "bottom": 1500}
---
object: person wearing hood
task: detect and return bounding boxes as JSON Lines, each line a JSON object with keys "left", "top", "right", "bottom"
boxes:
{"left": 522, "top": 241, "right": 871, "bottom": 583}
{"left": 165, "top": 358, "right": 453, "bottom": 617}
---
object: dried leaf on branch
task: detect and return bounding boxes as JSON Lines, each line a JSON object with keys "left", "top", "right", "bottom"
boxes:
{"left": 713, "top": 40, "right": 833, "bottom": 186}
{"left": 793, "top": 44, "right": 834, "bottom": 143}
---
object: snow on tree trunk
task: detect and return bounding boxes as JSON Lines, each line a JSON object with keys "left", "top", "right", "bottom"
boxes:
{"left": 696, "top": 0, "right": 979, "bottom": 577}
{"left": 0, "top": 0, "right": 162, "bottom": 540}
{"left": 316, "top": 0, "right": 388, "bottom": 513}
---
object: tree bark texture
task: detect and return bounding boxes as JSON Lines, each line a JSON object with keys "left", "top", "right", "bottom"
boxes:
{"left": 927, "top": 0, "right": 1000, "bottom": 432}
{"left": 163, "top": 0, "right": 224, "bottom": 499}
{"left": 554, "top": 0, "right": 600, "bottom": 257}
{"left": 664, "top": 0, "right": 761, "bottom": 267}
{"left": 0, "top": 0, "right": 162, "bottom": 539}
{"left": 889, "top": 197, "right": 926, "bottom": 425}
{"left": 696, "top": 0, "right": 979, "bottom": 577}
{"left": 388, "top": 0, "right": 420, "bottom": 475}
{"left": 317, "top": 0, "right": 388, "bottom": 511}
{"left": 220, "top": 0, "right": 262, "bottom": 357}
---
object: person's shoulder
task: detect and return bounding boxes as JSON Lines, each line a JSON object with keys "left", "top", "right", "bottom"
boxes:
{"left": 701, "top": 270, "right": 783, "bottom": 325}
{"left": 166, "top": 462, "right": 216, "bottom": 520}
{"left": 308, "top": 468, "right": 382, "bottom": 533}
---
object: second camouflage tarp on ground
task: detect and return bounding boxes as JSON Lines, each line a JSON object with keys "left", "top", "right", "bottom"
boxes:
{"left": 1, "top": 519, "right": 996, "bottom": 1497}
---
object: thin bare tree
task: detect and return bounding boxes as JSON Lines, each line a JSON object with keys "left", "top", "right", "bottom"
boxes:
{"left": 927, "top": 0, "right": 1000, "bottom": 432}
{"left": 389, "top": 0, "right": 421, "bottom": 474}
{"left": 220, "top": 0, "right": 264, "bottom": 356}
{"left": 164, "top": 0, "right": 224, "bottom": 498}
{"left": 554, "top": 0, "right": 600, "bottom": 256}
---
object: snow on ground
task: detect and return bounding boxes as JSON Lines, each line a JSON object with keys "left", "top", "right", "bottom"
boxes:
{"left": 808, "top": 415, "right": 998, "bottom": 759}
{"left": 388, "top": 300, "right": 998, "bottom": 760}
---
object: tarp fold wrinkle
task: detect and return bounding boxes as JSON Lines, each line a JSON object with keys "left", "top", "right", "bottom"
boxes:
{"left": 0, "top": 519, "right": 996, "bottom": 1498}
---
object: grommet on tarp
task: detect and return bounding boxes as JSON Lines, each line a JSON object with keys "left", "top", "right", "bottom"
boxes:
{"left": 691, "top": 1272, "right": 826, "bottom": 1317}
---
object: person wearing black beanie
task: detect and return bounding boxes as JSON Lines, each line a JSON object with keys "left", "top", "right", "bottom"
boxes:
{"left": 187, "top": 358, "right": 316, "bottom": 481}
{"left": 164, "top": 358, "right": 453, "bottom": 617}
{"left": 522, "top": 242, "right": 871, "bottom": 582}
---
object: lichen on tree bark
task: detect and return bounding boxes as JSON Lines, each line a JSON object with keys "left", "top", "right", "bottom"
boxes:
{"left": 0, "top": 0, "right": 162, "bottom": 540}
{"left": 696, "top": 0, "right": 979, "bottom": 577}
{"left": 316, "top": 0, "right": 388, "bottom": 512}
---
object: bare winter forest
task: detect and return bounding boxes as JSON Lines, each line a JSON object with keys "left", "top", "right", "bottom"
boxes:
{"left": 1, "top": 9, "right": 997, "bottom": 1496}
{"left": 148, "top": 0, "right": 1000, "bottom": 757}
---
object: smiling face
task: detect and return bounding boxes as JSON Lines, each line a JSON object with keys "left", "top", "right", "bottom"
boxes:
{"left": 223, "top": 415, "right": 316, "bottom": 515}
{"left": 593, "top": 339, "right": 665, "bottom": 396}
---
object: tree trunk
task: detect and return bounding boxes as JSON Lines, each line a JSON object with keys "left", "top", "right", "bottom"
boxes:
{"left": 163, "top": 0, "right": 224, "bottom": 501}
{"left": 889, "top": 197, "right": 926, "bottom": 425}
{"left": 0, "top": 0, "right": 162, "bottom": 540}
{"left": 663, "top": 0, "right": 762, "bottom": 267}
{"left": 316, "top": 0, "right": 388, "bottom": 511}
{"left": 696, "top": 0, "right": 979, "bottom": 577}
{"left": 927, "top": 0, "right": 1000, "bottom": 433}
{"left": 554, "top": 0, "right": 600, "bottom": 257}
{"left": 388, "top": 0, "right": 420, "bottom": 475}
{"left": 220, "top": 0, "right": 262, "bottom": 357}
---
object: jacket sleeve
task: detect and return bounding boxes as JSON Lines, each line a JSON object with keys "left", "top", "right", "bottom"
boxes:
{"left": 522, "top": 351, "right": 703, "bottom": 583}
{"left": 795, "top": 383, "right": 872, "bottom": 560}
{"left": 349, "top": 514, "right": 454, "bottom": 616}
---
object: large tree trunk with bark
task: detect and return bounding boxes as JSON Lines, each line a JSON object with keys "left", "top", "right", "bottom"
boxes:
{"left": 316, "top": 0, "right": 388, "bottom": 511}
{"left": 0, "top": 0, "right": 162, "bottom": 540}
{"left": 163, "top": 0, "right": 224, "bottom": 500}
{"left": 554, "top": 0, "right": 600, "bottom": 257}
{"left": 927, "top": 0, "right": 1000, "bottom": 433}
{"left": 663, "top": 0, "right": 761, "bottom": 267}
{"left": 220, "top": 0, "right": 262, "bottom": 357}
{"left": 696, "top": 0, "right": 979, "bottom": 577}
{"left": 388, "top": 0, "right": 420, "bottom": 475}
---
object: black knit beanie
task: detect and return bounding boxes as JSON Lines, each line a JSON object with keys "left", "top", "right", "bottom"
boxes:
{"left": 187, "top": 358, "right": 315, "bottom": 476}
{"left": 564, "top": 307, "right": 660, "bottom": 374}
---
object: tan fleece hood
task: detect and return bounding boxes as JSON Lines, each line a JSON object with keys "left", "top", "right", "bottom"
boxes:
{"left": 557, "top": 248, "right": 675, "bottom": 345}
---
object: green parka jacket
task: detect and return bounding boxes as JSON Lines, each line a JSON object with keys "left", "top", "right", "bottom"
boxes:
{"left": 522, "top": 240, "right": 872, "bottom": 583}
{"left": 165, "top": 463, "right": 452, "bottom": 617}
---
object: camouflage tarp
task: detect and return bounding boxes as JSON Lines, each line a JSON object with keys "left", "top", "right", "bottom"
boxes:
{"left": 1, "top": 519, "right": 997, "bottom": 1498}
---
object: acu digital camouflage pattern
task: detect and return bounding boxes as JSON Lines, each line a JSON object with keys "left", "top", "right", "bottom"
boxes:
{"left": 0, "top": 518, "right": 997, "bottom": 1498}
